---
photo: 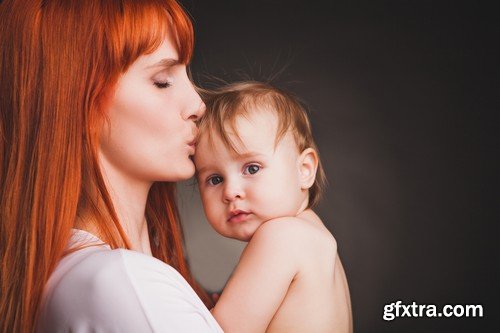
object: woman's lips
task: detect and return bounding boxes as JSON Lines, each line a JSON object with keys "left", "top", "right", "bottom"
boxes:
{"left": 228, "top": 211, "right": 251, "bottom": 223}
{"left": 187, "top": 140, "right": 196, "bottom": 154}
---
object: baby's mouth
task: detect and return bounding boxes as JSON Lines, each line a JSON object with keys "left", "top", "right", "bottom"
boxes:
{"left": 227, "top": 210, "right": 251, "bottom": 223}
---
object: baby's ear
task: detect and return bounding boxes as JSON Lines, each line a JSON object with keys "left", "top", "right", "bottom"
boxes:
{"left": 298, "top": 148, "right": 319, "bottom": 190}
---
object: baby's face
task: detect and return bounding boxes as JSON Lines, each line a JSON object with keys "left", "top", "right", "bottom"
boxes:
{"left": 194, "top": 109, "right": 307, "bottom": 241}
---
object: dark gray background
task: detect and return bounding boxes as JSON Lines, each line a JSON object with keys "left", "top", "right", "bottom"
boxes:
{"left": 179, "top": 1, "right": 498, "bottom": 332}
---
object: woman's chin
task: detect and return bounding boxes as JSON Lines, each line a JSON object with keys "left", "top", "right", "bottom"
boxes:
{"left": 172, "top": 160, "right": 196, "bottom": 181}
{"left": 150, "top": 158, "right": 195, "bottom": 182}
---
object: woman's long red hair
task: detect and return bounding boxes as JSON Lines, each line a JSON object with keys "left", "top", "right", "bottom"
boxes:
{"left": 0, "top": 0, "right": 209, "bottom": 332}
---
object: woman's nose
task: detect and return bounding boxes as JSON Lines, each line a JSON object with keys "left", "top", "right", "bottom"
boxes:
{"left": 222, "top": 180, "right": 245, "bottom": 203}
{"left": 184, "top": 81, "right": 206, "bottom": 121}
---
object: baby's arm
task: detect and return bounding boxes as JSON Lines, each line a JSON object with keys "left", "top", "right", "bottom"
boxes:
{"left": 211, "top": 218, "right": 316, "bottom": 333}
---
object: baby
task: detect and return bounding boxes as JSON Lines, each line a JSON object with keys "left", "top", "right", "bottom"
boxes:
{"left": 194, "top": 82, "right": 352, "bottom": 332}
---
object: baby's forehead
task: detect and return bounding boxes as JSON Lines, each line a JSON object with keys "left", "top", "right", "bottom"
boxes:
{"left": 214, "top": 115, "right": 277, "bottom": 154}
{"left": 218, "top": 111, "right": 296, "bottom": 154}
{"left": 232, "top": 106, "right": 279, "bottom": 132}
{"left": 229, "top": 107, "right": 283, "bottom": 144}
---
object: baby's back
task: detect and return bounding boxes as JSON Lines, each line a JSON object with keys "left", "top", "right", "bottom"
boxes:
{"left": 266, "top": 230, "right": 351, "bottom": 332}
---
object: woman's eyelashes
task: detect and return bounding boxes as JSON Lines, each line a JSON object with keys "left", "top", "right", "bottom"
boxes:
{"left": 153, "top": 80, "right": 171, "bottom": 89}
{"left": 152, "top": 71, "right": 173, "bottom": 89}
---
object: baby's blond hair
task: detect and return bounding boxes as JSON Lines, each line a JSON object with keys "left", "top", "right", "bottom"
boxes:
{"left": 198, "top": 81, "right": 326, "bottom": 208}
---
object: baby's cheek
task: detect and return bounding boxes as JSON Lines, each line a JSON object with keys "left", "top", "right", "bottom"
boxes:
{"left": 201, "top": 194, "right": 213, "bottom": 216}
{"left": 263, "top": 191, "right": 297, "bottom": 218}
{"left": 204, "top": 201, "right": 221, "bottom": 225}
{"left": 210, "top": 217, "right": 227, "bottom": 237}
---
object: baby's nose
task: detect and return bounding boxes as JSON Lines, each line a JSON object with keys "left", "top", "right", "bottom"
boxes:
{"left": 222, "top": 182, "right": 245, "bottom": 203}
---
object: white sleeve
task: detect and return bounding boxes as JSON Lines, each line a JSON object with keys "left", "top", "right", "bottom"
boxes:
{"left": 118, "top": 249, "right": 223, "bottom": 332}
{"left": 38, "top": 247, "right": 223, "bottom": 333}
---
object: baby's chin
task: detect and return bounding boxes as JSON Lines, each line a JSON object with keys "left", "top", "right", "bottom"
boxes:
{"left": 226, "top": 227, "right": 258, "bottom": 243}
{"left": 233, "top": 234, "right": 254, "bottom": 243}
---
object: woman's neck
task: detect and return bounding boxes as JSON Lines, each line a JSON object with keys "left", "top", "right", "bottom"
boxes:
{"left": 90, "top": 155, "right": 153, "bottom": 255}
{"left": 107, "top": 176, "right": 153, "bottom": 255}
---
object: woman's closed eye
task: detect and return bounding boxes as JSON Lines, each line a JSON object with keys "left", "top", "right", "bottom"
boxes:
{"left": 243, "top": 164, "right": 260, "bottom": 175}
{"left": 153, "top": 80, "right": 172, "bottom": 89}
{"left": 207, "top": 175, "right": 223, "bottom": 186}
{"left": 152, "top": 71, "right": 174, "bottom": 89}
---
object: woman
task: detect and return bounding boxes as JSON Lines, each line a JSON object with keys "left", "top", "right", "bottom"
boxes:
{"left": 0, "top": 0, "right": 222, "bottom": 331}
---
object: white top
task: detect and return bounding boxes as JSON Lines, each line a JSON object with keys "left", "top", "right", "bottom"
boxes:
{"left": 37, "top": 229, "right": 223, "bottom": 333}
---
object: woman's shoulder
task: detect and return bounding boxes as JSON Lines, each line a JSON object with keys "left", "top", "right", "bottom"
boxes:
{"left": 48, "top": 242, "right": 187, "bottom": 297}
{"left": 37, "top": 230, "right": 222, "bottom": 332}
{"left": 51, "top": 230, "right": 187, "bottom": 288}
{"left": 44, "top": 230, "right": 190, "bottom": 300}
{"left": 37, "top": 241, "right": 148, "bottom": 331}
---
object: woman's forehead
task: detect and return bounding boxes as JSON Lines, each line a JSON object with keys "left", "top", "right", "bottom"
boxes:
{"left": 135, "top": 36, "right": 179, "bottom": 70}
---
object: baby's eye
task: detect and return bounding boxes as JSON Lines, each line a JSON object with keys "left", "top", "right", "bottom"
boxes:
{"left": 244, "top": 164, "right": 260, "bottom": 175}
{"left": 207, "top": 175, "right": 223, "bottom": 186}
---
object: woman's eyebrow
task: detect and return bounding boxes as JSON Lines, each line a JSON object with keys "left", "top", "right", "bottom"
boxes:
{"left": 146, "top": 58, "right": 180, "bottom": 69}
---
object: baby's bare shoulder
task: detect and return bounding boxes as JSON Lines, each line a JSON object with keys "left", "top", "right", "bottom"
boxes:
{"left": 252, "top": 217, "right": 337, "bottom": 258}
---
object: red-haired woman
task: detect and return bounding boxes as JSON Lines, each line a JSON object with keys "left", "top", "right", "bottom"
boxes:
{"left": 0, "top": 0, "right": 222, "bottom": 332}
